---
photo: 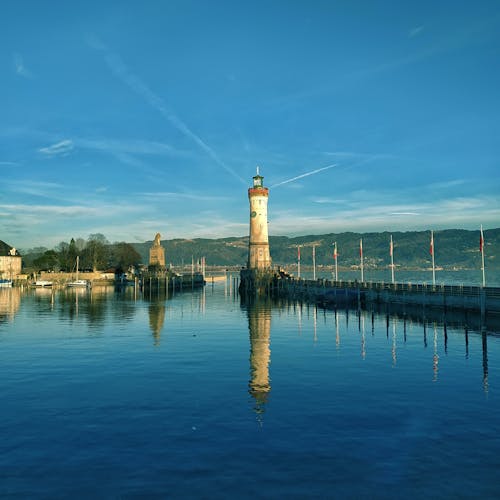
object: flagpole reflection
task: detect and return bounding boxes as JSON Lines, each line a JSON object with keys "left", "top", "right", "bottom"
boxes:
{"left": 361, "top": 312, "right": 366, "bottom": 360}
{"left": 335, "top": 309, "right": 340, "bottom": 348}
{"left": 391, "top": 319, "right": 397, "bottom": 366}
{"left": 482, "top": 328, "right": 489, "bottom": 394}
{"left": 433, "top": 324, "right": 439, "bottom": 382}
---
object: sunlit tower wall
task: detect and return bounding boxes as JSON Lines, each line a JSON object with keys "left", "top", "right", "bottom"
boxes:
{"left": 247, "top": 169, "right": 272, "bottom": 270}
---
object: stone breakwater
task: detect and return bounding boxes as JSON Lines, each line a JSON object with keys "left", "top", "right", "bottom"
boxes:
{"left": 239, "top": 269, "right": 500, "bottom": 328}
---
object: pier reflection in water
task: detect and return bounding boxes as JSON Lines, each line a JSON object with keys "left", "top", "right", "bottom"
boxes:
{"left": 1, "top": 285, "right": 500, "bottom": 497}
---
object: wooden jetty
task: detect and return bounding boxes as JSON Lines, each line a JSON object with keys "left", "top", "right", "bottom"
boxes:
{"left": 141, "top": 272, "right": 205, "bottom": 294}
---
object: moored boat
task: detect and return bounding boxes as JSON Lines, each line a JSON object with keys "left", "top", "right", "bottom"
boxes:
{"left": 67, "top": 279, "right": 90, "bottom": 288}
{"left": 34, "top": 280, "right": 52, "bottom": 287}
{"left": 67, "top": 256, "right": 91, "bottom": 288}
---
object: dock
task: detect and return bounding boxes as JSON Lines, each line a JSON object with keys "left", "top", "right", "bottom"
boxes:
{"left": 141, "top": 272, "right": 205, "bottom": 294}
{"left": 239, "top": 270, "right": 500, "bottom": 328}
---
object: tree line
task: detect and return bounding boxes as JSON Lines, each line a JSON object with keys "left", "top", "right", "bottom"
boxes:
{"left": 24, "top": 234, "right": 142, "bottom": 273}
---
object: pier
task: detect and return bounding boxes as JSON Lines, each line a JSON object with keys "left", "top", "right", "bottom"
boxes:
{"left": 239, "top": 272, "right": 500, "bottom": 329}
{"left": 141, "top": 272, "right": 205, "bottom": 294}
{"left": 279, "top": 277, "right": 499, "bottom": 311}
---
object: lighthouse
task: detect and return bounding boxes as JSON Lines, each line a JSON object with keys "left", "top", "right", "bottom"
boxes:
{"left": 247, "top": 167, "right": 272, "bottom": 270}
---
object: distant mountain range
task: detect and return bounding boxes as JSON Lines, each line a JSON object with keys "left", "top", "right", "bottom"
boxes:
{"left": 131, "top": 228, "right": 499, "bottom": 270}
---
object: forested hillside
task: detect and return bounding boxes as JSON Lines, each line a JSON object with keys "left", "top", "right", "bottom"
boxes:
{"left": 131, "top": 228, "right": 500, "bottom": 270}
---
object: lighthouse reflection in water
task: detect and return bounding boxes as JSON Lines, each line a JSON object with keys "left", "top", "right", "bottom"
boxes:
{"left": 246, "top": 297, "right": 272, "bottom": 416}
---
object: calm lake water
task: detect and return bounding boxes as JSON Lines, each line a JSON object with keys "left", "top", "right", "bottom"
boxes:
{"left": 1, "top": 281, "right": 500, "bottom": 498}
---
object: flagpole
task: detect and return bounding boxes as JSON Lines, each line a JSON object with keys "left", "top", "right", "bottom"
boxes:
{"left": 298, "top": 245, "right": 301, "bottom": 279}
{"left": 390, "top": 234, "right": 395, "bottom": 284}
{"left": 430, "top": 230, "right": 435, "bottom": 286}
{"left": 480, "top": 225, "right": 486, "bottom": 287}
{"left": 360, "top": 238, "right": 364, "bottom": 283}
{"left": 313, "top": 245, "right": 316, "bottom": 280}
{"left": 333, "top": 241, "right": 338, "bottom": 282}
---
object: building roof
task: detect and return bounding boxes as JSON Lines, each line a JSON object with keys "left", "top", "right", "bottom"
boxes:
{"left": 0, "top": 240, "right": 20, "bottom": 257}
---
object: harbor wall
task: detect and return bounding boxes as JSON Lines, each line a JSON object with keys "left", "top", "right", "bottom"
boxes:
{"left": 141, "top": 272, "right": 205, "bottom": 293}
{"left": 239, "top": 270, "right": 500, "bottom": 329}
{"left": 277, "top": 277, "right": 500, "bottom": 312}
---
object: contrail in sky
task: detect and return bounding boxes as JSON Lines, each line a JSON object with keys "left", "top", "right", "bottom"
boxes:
{"left": 271, "top": 164, "right": 337, "bottom": 188}
{"left": 86, "top": 33, "right": 245, "bottom": 184}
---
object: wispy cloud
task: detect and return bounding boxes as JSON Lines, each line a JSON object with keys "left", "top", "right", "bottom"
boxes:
{"left": 428, "top": 179, "right": 466, "bottom": 190}
{"left": 390, "top": 212, "right": 420, "bottom": 216}
{"left": 313, "top": 197, "right": 349, "bottom": 205}
{"left": 13, "top": 53, "right": 33, "bottom": 78}
{"left": 138, "top": 191, "right": 230, "bottom": 202}
{"left": 77, "top": 137, "right": 179, "bottom": 156}
{"left": 323, "top": 151, "right": 396, "bottom": 161}
{"left": 36, "top": 136, "right": 188, "bottom": 172}
{"left": 268, "top": 194, "right": 500, "bottom": 235}
{"left": 271, "top": 164, "right": 337, "bottom": 188}
{"left": 5, "top": 180, "right": 64, "bottom": 198}
{"left": 0, "top": 203, "right": 103, "bottom": 217}
{"left": 409, "top": 25, "right": 425, "bottom": 38}
{"left": 86, "top": 33, "right": 245, "bottom": 184}
{"left": 38, "top": 139, "right": 74, "bottom": 157}
{"left": 0, "top": 203, "right": 140, "bottom": 220}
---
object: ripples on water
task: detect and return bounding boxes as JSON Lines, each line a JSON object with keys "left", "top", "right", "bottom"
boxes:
{"left": 0, "top": 283, "right": 499, "bottom": 498}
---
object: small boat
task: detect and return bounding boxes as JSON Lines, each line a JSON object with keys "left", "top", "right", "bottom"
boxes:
{"left": 67, "top": 279, "right": 90, "bottom": 288}
{"left": 34, "top": 280, "right": 52, "bottom": 287}
{"left": 0, "top": 279, "right": 13, "bottom": 287}
{"left": 67, "top": 256, "right": 91, "bottom": 288}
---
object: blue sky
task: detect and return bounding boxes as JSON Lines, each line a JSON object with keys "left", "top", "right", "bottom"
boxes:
{"left": 1, "top": 1, "right": 499, "bottom": 249}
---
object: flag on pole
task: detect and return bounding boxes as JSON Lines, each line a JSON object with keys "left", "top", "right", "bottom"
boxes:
{"left": 333, "top": 242, "right": 338, "bottom": 281}
{"left": 480, "top": 225, "right": 486, "bottom": 287}
{"left": 297, "top": 245, "right": 301, "bottom": 278}
{"left": 430, "top": 230, "right": 436, "bottom": 285}
{"left": 359, "top": 238, "right": 364, "bottom": 282}
{"left": 312, "top": 245, "right": 316, "bottom": 280}
{"left": 390, "top": 234, "right": 395, "bottom": 284}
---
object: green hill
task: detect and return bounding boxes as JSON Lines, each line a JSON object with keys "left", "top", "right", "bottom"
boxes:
{"left": 131, "top": 228, "right": 499, "bottom": 270}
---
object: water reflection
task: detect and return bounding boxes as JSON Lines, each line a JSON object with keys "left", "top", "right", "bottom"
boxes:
{"left": 482, "top": 329, "right": 489, "bottom": 393}
{"left": 0, "top": 288, "right": 21, "bottom": 323}
{"left": 243, "top": 297, "right": 272, "bottom": 419}
{"left": 433, "top": 324, "right": 439, "bottom": 382}
{"left": 148, "top": 299, "right": 166, "bottom": 346}
{"left": 0, "top": 286, "right": 496, "bottom": 397}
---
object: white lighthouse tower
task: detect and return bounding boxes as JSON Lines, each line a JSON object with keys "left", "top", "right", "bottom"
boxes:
{"left": 247, "top": 167, "right": 272, "bottom": 270}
